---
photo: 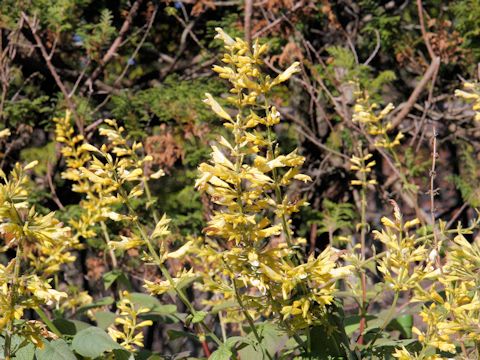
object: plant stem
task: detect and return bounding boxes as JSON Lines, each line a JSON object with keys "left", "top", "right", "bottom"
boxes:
{"left": 4, "top": 238, "right": 23, "bottom": 360}
{"left": 143, "top": 178, "right": 159, "bottom": 224}
{"left": 101, "top": 220, "right": 118, "bottom": 269}
{"left": 35, "top": 307, "right": 62, "bottom": 337}
{"left": 366, "top": 292, "right": 399, "bottom": 349}
{"left": 358, "top": 166, "right": 368, "bottom": 345}
{"left": 105, "top": 153, "right": 224, "bottom": 348}
{"left": 133, "top": 216, "right": 223, "bottom": 346}
{"left": 231, "top": 276, "right": 273, "bottom": 360}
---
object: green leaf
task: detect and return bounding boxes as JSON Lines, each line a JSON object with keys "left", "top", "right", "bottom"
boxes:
{"left": 35, "top": 339, "right": 76, "bottom": 360}
{"left": 52, "top": 319, "right": 92, "bottom": 336}
{"left": 311, "top": 304, "right": 356, "bottom": 360}
{"left": 94, "top": 311, "right": 117, "bottom": 330}
{"left": 167, "top": 329, "right": 199, "bottom": 342}
{"left": 103, "top": 270, "right": 132, "bottom": 290}
{"left": 211, "top": 299, "right": 238, "bottom": 314}
{"left": 113, "top": 349, "right": 135, "bottom": 360}
{"left": 344, "top": 315, "right": 376, "bottom": 336}
{"left": 128, "top": 292, "right": 161, "bottom": 310}
{"left": 175, "top": 274, "right": 202, "bottom": 291}
{"left": 72, "top": 326, "right": 122, "bottom": 358}
{"left": 210, "top": 344, "right": 233, "bottom": 360}
{"left": 13, "top": 342, "right": 35, "bottom": 360}
{"left": 238, "top": 322, "right": 287, "bottom": 358}
{"left": 387, "top": 315, "right": 413, "bottom": 338}
{"left": 128, "top": 292, "right": 178, "bottom": 321}
{"left": 191, "top": 311, "right": 207, "bottom": 324}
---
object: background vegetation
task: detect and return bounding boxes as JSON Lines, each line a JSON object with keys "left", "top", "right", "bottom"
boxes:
{"left": 2, "top": 0, "right": 480, "bottom": 359}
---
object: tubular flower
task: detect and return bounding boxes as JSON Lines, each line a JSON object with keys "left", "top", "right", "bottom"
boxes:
{"left": 455, "top": 82, "right": 480, "bottom": 121}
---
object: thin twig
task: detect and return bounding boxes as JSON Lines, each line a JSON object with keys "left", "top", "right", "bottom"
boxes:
{"left": 429, "top": 126, "right": 441, "bottom": 268}
{"left": 363, "top": 29, "right": 380, "bottom": 66}
{"left": 85, "top": 0, "right": 144, "bottom": 88}
{"left": 22, "top": 13, "right": 83, "bottom": 132}
{"left": 391, "top": 57, "right": 440, "bottom": 129}
{"left": 244, "top": 0, "right": 253, "bottom": 45}
{"left": 416, "top": 0, "right": 435, "bottom": 60}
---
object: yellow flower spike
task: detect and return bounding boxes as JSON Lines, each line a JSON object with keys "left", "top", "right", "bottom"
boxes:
{"left": 188, "top": 28, "right": 352, "bottom": 332}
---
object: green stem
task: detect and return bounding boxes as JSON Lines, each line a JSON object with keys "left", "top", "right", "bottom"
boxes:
{"left": 116, "top": 183, "right": 223, "bottom": 347}
{"left": 134, "top": 215, "right": 222, "bottom": 346}
{"left": 143, "top": 177, "right": 159, "bottom": 224}
{"left": 35, "top": 307, "right": 62, "bottom": 338}
{"left": 101, "top": 221, "right": 118, "bottom": 269}
{"left": 266, "top": 126, "right": 294, "bottom": 249}
{"left": 366, "top": 292, "right": 399, "bottom": 349}
{"left": 4, "top": 226, "right": 23, "bottom": 360}
{"left": 229, "top": 265, "right": 273, "bottom": 360}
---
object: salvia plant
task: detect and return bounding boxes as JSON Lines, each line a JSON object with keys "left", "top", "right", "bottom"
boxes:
{"left": 3, "top": 28, "right": 480, "bottom": 360}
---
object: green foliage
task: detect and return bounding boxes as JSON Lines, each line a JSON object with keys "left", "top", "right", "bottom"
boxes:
{"left": 77, "top": 8, "right": 116, "bottom": 59}
{"left": 451, "top": 0, "right": 480, "bottom": 60}
{"left": 453, "top": 141, "right": 480, "bottom": 207}
{"left": 325, "top": 46, "right": 396, "bottom": 100}
{"left": 358, "top": 0, "right": 403, "bottom": 52}
{"left": 3, "top": 96, "right": 52, "bottom": 127}
{"left": 72, "top": 327, "right": 122, "bottom": 357}
{"left": 110, "top": 75, "right": 225, "bottom": 137}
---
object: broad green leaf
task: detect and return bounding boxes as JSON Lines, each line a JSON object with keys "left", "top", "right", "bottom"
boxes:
{"left": 72, "top": 326, "right": 122, "bottom": 358}
{"left": 36, "top": 339, "right": 76, "bottom": 360}
{"left": 128, "top": 292, "right": 178, "bottom": 323}
{"left": 210, "top": 344, "right": 233, "bottom": 360}
{"left": 103, "top": 270, "right": 132, "bottom": 290}
{"left": 113, "top": 349, "right": 135, "bottom": 360}
{"left": 238, "top": 322, "right": 286, "bottom": 358}
{"left": 53, "top": 319, "right": 92, "bottom": 335}
{"left": 94, "top": 311, "right": 117, "bottom": 330}
{"left": 15, "top": 343, "right": 35, "bottom": 360}
{"left": 0, "top": 335, "right": 34, "bottom": 360}
{"left": 191, "top": 311, "right": 207, "bottom": 324}
{"left": 13, "top": 342, "right": 35, "bottom": 360}
{"left": 128, "top": 292, "right": 162, "bottom": 310}
{"left": 387, "top": 315, "right": 413, "bottom": 338}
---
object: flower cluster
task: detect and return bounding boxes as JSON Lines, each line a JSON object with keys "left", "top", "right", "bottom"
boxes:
{"left": 193, "top": 28, "right": 351, "bottom": 330}
{"left": 0, "top": 162, "right": 75, "bottom": 348}
{"left": 350, "top": 152, "right": 377, "bottom": 188}
{"left": 410, "top": 232, "right": 480, "bottom": 355}
{"left": 108, "top": 292, "right": 153, "bottom": 351}
{"left": 374, "top": 209, "right": 432, "bottom": 292}
{"left": 353, "top": 93, "right": 403, "bottom": 149}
